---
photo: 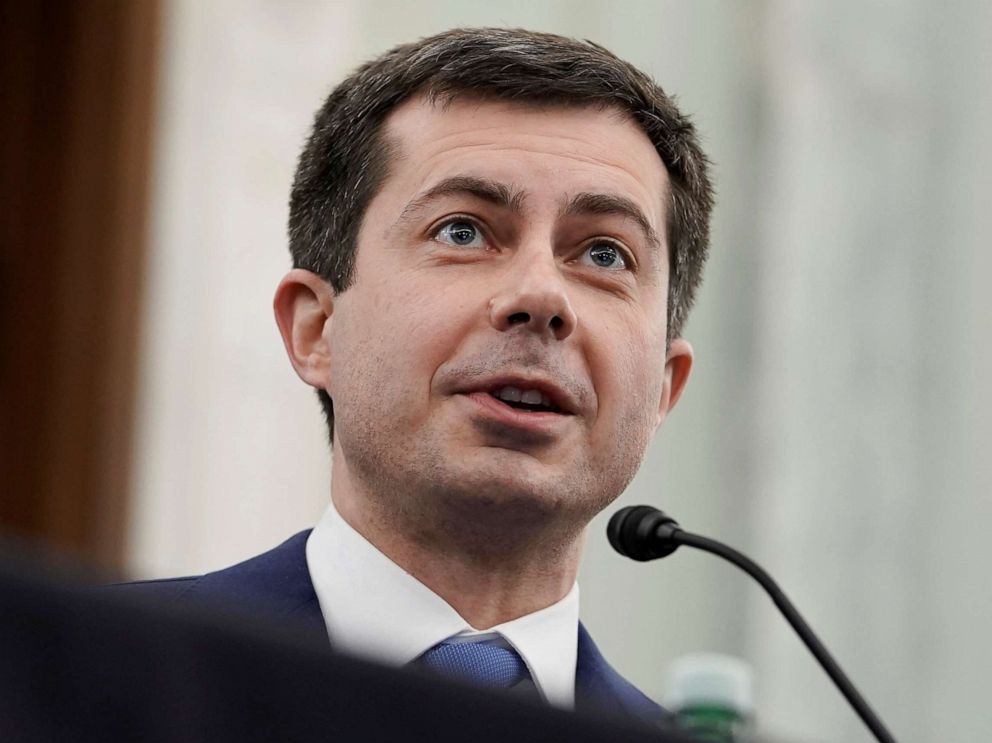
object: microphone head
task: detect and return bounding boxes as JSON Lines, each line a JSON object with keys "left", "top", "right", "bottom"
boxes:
{"left": 607, "top": 505, "right": 681, "bottom": 561}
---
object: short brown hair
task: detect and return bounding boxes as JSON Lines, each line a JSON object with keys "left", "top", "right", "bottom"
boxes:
{"left": 289, "top": 27, "right": 714, "bottom": 441}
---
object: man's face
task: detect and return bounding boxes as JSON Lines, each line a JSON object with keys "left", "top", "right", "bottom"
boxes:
{"left": 324, "top": 96, "right": 686, "bottom": 534}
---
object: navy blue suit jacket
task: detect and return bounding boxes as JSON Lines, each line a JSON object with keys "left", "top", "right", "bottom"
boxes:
{"left": 117, "top": 531, "right": 662, "bottom": 726}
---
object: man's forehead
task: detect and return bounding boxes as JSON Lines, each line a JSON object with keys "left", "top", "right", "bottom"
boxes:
{"left": 378, "top": 93, "right": 670, "bottom": 223}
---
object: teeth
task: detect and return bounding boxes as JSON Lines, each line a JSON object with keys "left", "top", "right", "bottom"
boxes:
{"left": 521, "top": 389, "right": 543, "bottom": 406}
{"left": 493, "top": 386, "right": 554, "bottom": 408}
{"left": 495, "top": 386, "right": 522, "bottom": 403}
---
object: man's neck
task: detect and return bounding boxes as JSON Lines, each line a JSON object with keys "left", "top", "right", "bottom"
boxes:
{"left": 330, "top": 470, "right": 584, "bottom": 630}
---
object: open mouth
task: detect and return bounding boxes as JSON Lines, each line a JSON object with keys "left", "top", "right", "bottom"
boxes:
{"left": 486, "top": 385, "right": 565, "bottom": 414}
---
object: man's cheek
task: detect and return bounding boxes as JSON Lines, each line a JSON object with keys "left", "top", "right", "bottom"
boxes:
{"left": 604, "top": 343, "right": 664, "bottom": 443}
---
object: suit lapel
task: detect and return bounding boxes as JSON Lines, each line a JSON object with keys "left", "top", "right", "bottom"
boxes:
{"left": 575, "top": 623, "right": 663, "bottom": 724}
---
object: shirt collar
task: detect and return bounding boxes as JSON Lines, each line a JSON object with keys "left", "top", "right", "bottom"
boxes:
{"left": 306, "top": 503, "right": 579, "bottom": 708}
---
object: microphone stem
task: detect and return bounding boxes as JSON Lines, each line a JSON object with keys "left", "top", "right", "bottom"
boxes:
{"left": 671, "top": 530, "right": 898, "bottom": 743}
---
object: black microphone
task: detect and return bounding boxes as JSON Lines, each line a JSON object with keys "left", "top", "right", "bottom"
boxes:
{"left": 608, "top": 505, "right": 898, "bottom": 743}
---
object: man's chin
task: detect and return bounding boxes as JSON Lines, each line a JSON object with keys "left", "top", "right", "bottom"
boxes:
{"left": 426, "top": 449, "right": 591, "bottom": 517}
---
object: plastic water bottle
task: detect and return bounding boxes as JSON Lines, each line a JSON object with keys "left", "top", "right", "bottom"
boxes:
{"left": 663, "top": 653, "right": 754, "bottom": 743}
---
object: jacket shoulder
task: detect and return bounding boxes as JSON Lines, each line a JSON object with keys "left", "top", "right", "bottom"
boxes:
{"left": 101, "top": 530, "right": 319, "bottom": 621}
{"left": 99, "top": 575, "right": 201, "bottom": 602}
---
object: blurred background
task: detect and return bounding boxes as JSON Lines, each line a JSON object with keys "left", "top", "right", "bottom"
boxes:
{"left": 2, "top": 1, "right": 990, "bottom": 741}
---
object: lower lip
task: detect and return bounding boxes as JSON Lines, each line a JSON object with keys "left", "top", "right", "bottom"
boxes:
{"left": 460, "top": 392, "right": 572, "bottom": 434}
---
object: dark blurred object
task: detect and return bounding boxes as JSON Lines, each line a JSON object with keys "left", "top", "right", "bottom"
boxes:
{"left": 0, "top": 542, "right": 698, "bottom": 743}
{"left": 0, "top": 0, "right": 159, "bottom": 568}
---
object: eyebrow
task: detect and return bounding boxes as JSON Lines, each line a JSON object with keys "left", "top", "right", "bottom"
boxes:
{"left": 393, "top": 176, "right": 661, "bottom": 254}
{"left": 394, "top": 176, "right": 526, "bottom": 228}
{"left": 560, "top": 192, "right": 661, "bottom": 253}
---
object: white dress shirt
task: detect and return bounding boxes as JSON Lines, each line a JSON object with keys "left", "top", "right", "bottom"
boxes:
{"left": 305, "top": 503, "right": 579, "bottom": 708}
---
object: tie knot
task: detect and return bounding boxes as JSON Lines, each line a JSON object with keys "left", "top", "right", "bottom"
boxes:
{"left": 418, "top": 641, "right": 530, "bottom": 690}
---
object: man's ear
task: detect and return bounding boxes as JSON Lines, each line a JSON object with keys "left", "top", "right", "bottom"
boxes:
{"left": 273, "top": 269, "right": 335, "bottom": 390}
{"left": 655, "top": 338, "right": 694, "bottom": 431}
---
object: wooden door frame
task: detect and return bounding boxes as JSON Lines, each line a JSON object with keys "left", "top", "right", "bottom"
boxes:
{"left": 0, "top": 0, "right": 161, "bottom": 568}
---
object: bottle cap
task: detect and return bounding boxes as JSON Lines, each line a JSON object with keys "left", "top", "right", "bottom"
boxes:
{"left": 663, "top": 652, "right": 753, "bottom": 714}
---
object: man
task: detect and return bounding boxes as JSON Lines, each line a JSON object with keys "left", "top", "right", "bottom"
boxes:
{"left": 121, "top": 27, "right": 713, "bottom": 725}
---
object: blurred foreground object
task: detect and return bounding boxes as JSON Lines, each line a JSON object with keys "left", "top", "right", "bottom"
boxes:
{"left": 665, "top": 653, "right": 754, "bottom": 743}
{"left": 0, "top": 541, "right": 698, "bottom": 743}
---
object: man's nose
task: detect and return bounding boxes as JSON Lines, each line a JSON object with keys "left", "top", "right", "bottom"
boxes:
{"left": 487, "top": 257, "right": 577, "bottom": 341}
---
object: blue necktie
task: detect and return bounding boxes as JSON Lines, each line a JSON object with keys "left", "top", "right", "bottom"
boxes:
{"left": 417, "top": 641, "right": 531, "bottom": 689}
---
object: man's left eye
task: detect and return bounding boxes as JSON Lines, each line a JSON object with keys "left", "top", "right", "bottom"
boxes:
{"left": 582, "top": 242, "right": 628, "bottom": 271}
{"left": 433, "top": 220, "right": 485, "bottom": 248}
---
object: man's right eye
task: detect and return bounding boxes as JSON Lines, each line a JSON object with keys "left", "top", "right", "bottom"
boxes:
{"left": 433, "top": 220, "right": 486, "bottom": 249}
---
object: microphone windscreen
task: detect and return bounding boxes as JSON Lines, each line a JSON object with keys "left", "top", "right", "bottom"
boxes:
{"left": 607, "top": 506, "right": 680, "bottom": 561}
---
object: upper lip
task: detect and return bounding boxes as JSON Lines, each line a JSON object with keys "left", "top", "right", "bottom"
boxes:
{"left": 459, "top": 374, "right": 580, "bottom": 415}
